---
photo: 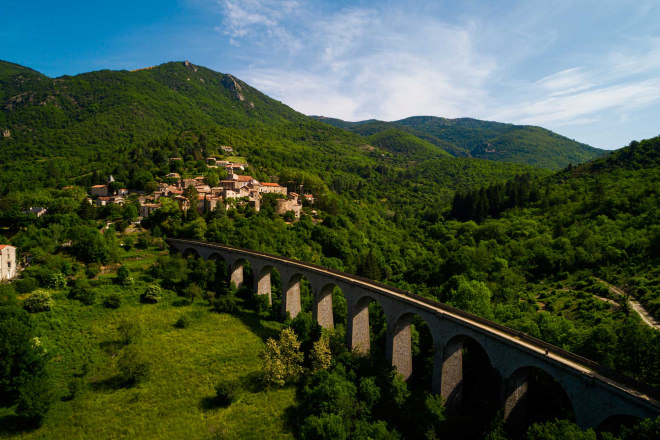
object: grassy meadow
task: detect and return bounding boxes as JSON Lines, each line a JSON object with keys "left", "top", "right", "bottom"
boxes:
{"left": 2, "top": 245, "right": 294, "bottom": 440}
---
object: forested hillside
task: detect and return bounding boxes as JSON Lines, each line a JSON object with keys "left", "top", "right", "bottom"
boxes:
{"left": 314, "top": 115, "right": 606, "bottom": 169}
{"left": 1, "top": 60, "right": 658, "bottom": 439}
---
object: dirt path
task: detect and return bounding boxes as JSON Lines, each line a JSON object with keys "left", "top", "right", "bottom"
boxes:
{"left": 596, "top": 278, "right": 660, "bottom": 329}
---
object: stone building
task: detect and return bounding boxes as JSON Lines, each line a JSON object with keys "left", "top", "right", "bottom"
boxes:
{"left": 139, "top": 203, "right": 160, "bottom": 218}
{"left": 91, "top": 184, "right": 109, "bottom": 197}
{"left": 259, "top": 182, "right": 287, "bottom": 196}
{"left": 0, "top": 245, "right": 17, "bottom": 281}
{"left": 276, "top": 198, "right": 302, "bottom": 219}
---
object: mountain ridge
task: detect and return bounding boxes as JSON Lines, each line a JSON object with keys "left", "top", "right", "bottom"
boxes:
{"left": 312, "top": 115, "right": 607, "bottom": 169}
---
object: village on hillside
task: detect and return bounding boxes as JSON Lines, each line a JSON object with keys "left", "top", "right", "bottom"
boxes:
{"left": 88, "top": 148, "right": 316, "bottom": 220}
{"left": 0, "top": 146, "right": 318, "bottom": 282}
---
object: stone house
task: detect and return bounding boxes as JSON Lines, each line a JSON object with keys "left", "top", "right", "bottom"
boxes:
{"left": 23, "top": 206, "right": 48, "bottom": 217}
{"left": 139, "top": 203, "right": 160, "bottom": 218}
{"left": 259, "top": 182, "right": 287, "bottom": 196}
{"left": 276, "top": 198, "right": 302, "bottom": 219}
{"left": 0, "top": 245, "right": 17, "bottom": 281}
{"left": 304, "top": 194, "right": 316, "bottom": 204}
{"left": 91, "top": 184, "right": 109, "bottom": 197}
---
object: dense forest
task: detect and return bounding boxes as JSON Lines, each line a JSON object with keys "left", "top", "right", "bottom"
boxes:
{"left": 0, "top": 60, "right": 658, "bottom": 439}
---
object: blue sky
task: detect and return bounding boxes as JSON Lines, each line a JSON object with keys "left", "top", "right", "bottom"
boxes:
{"left": 2, "top": 0, "right": 659, "bottom": 149}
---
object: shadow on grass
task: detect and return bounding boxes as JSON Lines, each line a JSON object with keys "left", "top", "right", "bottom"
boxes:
{"left": 0, "top": 414, "right": 40, "bottom": 435}
{"left": 90, "top": 374, "right": 127, "bottom": 391}
{"left": 234, "top": 308, "right": 282, "bottom": 342}
{"left": 91, "top": 374, "right": 141, "bottom": 391}
{"left": 99, "top": 340, "right": 124, "bottom": 357}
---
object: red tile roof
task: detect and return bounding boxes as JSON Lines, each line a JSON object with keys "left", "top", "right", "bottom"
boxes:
{"left": 0, "top": 244, "right": 14, "bottom": 250}
{"left": 262, "top": 182, "right": 282, "bottom": 187}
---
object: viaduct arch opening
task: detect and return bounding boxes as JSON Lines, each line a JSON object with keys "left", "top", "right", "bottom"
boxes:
{"left": 441, "top": 335, "right": 502, "bottom": 438}
{"left": 504, "top": 366, "right": 575, "bottom": 433}
{"left": 348, "top": 295, "right": 387, "bottom": 357}
{"left": 313, "top": 283, "right": 347, "bottom": 330}
{"left": 282, "top": 273, "right": 314, "bottom": 320}
{"left": 389, "top": 313, "right": 435, "bottom": 388}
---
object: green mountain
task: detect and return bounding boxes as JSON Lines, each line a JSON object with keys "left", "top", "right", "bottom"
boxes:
{"left": 312, "top": 115, "right": 607, "bottom": 169}
{"left": 0, "top": 60, "right": 542, "bottom": 197}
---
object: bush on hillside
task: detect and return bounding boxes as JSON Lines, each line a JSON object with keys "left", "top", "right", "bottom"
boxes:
{"left": 23, "top": 290, "right": 53, "bottom": 312}
{"left": 15, "top": 277, "right": 38, "bottom": 294}
{"left": 117, "top": 346, "right": 149, "bottom": 385}
{"left": 69, "top": 278, "right": 96, "bottom": 305}
{"left": 140, "top": 284, "right": 161, "bottom": 303}
{"left": 213, "top": 380, "right": 239, "bottom": 407}
{"left": 103, "top": 292, "right": 122, "bottom": 309}
{"left": 116, "top": 265, "right": 134, "bottom": 286}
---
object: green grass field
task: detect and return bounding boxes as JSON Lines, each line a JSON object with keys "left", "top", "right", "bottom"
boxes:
{"left": 3, "top": 246, "right": 295, "bottom": 440}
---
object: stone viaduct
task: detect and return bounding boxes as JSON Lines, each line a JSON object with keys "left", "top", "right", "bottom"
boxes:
{"left": 167, "top": 238, "right": 659, "bottom": 429}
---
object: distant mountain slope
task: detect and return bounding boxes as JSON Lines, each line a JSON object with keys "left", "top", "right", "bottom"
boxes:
{"left": 366, "top": 128, "right": 452, "bottom": 160}
{"left": 313, "top": 115, "right": 607, "bottom": 170}
{"left": 0, "top": 60, "right": 545, "bottom": 199}
{"left": 0, "top": 60, "right": 310, "bottom": 160}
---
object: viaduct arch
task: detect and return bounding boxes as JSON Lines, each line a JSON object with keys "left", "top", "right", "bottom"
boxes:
{"left": 168, "top": 238, "right": 660, "bottom": 429}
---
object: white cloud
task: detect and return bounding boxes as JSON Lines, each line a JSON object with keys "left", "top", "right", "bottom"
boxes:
{"left": 217, "top": 0, "right": 304, "bottom": 52}
{"left": 230, "top": 4, "right": 497, "bottom": 121}
{"left": 209, "top": 0, "right": 660, "bottom": 147}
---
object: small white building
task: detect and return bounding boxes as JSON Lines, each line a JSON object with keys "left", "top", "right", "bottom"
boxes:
{"left": 23, "top": 206, "right": 48, "bottom": 217}
{"left": 0, "top": 245, "right": 17, "bottom": 281}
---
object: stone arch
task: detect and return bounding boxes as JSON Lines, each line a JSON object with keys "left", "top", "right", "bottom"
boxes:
{"left": 207, "top": 252, "right": 230, "bottom": 294}
{"left": 182, "top": 247, "right": 201, "bottom": 259}
{"left": 441, "top": 334, "right": 501, "bottom": 415}
{"left": 388, "top": 311, "right": 436, "bottom": 384}
{"left": 504, "top": 365, "right": 575, "bottom": 431}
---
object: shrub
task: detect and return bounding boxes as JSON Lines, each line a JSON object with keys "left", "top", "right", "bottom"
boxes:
{"left": 48, "top": 272, "right": 67, "bottom": 289}
{"left": 24, "top": 290, "right": 53, "bottom": 313}
{"left": 310, "top": 335, "right": 332, "bottom": 373}
{"left": 117, "top": 318, "right": 141, "bottom": 345}
{"left": 0, "top": 283, "right": 17, "bottom": 306}
{"left": 16, "top": 373, "right": 53, "bottom": 426}
{"left": 69, "top": 279, "right": 96, "bottom": 305}
{"left": 117, "top": 346, "right": 149, "bottom": 385}
{"left": 182, "top": 283, "right": 202, "bottom": 304}
{"left": 213, "top": 380, "right": 239, "bottom": 407}
{"left": 103, "top": 292, "right": 122, "bottom": 309}
{"left": 300, "top": 414, "right": 346, "bottom": 440}
{"left": 85, "top": 263, "right": 101, "bottom": 279}
{"left": 116, "top": 265, "right": 133, "bottom": 286}
{"left": 175, "top": 315, "right": 190, "bottom": 329}
{"left": 260, "top": 328, "right": 304, "bottom": 387}
{"left": 15, "top": 277, "right": 38, "bottom": 294}
{"left": 212, "top": 294, "right": 237, "bottom": 313}
{"left": 250, "top": 292, "right": 271, "bottom": 315}
{"left": 140, "top": 284, "right": 162, "bottom": 303}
